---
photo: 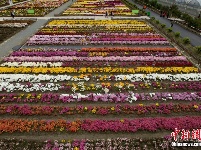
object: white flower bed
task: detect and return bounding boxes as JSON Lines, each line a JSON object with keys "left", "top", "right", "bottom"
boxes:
{"left": 3, "top": 56, "right": 186, "bottom": 62}
{"left": 0, "top": 82, "right": 61, "bottom": 92}
{"left": 0, "top": 74, "right": 90, "bottom": 82}
{"left": 0, "top": 23, "right": 28, "bottom": 27}
{"left": 1, "top": 62, "right": 62, "bottom": 67}
{"left": 110, "top": 73, "right": 201, "bottom": 82}
{"left": 0, "top": 73, "right": 201, "bottom": 82}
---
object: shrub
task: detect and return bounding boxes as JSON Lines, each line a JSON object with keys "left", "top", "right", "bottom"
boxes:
{"left": 141, "top": 9, "right": 145, "bottom": 14}
{"left": 167, "top": 28, "right": 172, "bottom": 32}
{"left": 182, "top": 37, "right": 190, "bottom": 44}
{"left": 196, "top": 46, "right": 201, "bottom": 53}
{"left": 155, "top": 20, "right": 160, "bottom": 24}
{"left": 161, "top": 24, "right": 166, "bottom": 28}
{"left": 174, "top": 32, "right": 180, "bottom": 38}
{"left": 150, "top": 16, "right": 155, "bottom": 20}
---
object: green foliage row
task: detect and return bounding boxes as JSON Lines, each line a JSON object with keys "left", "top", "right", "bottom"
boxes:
{"left": 174, "top": 32, "right": 180, "bottom": 37}
{"left": 152, "top": 19, "right": 191, "bottom": 45}
{"left": 196, "top": 46, "right": 201, "bottom": 53}
{"left": 182, "top": 37, "right": 190, "bottom": 44}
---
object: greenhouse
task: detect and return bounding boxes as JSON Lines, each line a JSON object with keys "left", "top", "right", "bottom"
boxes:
{"left": 157, "top": 0, "right": 201, "bottom": 16}
{"left": 176, "top": 0, "right": 201, "bottom": 8}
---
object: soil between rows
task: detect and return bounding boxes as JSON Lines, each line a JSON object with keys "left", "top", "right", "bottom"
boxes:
{"left": 0, "top": 100, "right": 199, "bottom": 106}
{"left": 0, "top": 88, "right": 199, "bottom": 95}
{"left": 0, "top": 112, "right": 200, "bottom": 120}
{"left": 0, "top": 131, "right": 172, "bottom": 141}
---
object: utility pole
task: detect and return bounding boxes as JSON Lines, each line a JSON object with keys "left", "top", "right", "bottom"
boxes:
{"left": 8, "top": 0, "right": 13, "bottom": 5}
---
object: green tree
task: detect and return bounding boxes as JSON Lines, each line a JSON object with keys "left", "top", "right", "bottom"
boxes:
{"left": 156, "top": 3, "right": 162, "bottom": 10}
{"left": 144, "top": 0, "right": 149, "bottom": 3}
{"left": 161, "top": 6, "right": 169, "bottom": 12}
{"left": 170, "top": 5, "right": 181, "bottom": 18}
{"left": 149, "top": 0, "right": 157, "bottom": 7}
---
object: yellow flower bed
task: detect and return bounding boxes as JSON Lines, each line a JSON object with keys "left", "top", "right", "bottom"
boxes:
{"left": 0, "top": 67, "right": 198, "bottom": 74}
{"left": 47, "top": 20, "right": 148, "bottom": 26}
{"left": 62, "top": 0, "right": 131, "bottom": 16}
{"left": 44, "top": 20, "right": 153, "bottom": 32}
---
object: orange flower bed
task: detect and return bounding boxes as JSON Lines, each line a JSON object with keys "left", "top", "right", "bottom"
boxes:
{"left": 1, "top": 117, "right": 201, "bottom": 134}
{"left": 0, "top": 119, "right": 79, "bottom": 134}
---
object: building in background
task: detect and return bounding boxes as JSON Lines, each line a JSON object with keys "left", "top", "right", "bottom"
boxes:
{"left": 157, "top": 0, "right": 201, "bottom": 17}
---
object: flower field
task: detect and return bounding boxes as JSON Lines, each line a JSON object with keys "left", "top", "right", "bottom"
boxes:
{"left": 0, "top": 0, "right": 27, "bottom": 7}
{"left": 26, "top": 20, "right": 169, "bottom": 45}
{"left": 62, "top": 0, "right": 133, "bottom": 16}
{"left": 0, "top": 0, "right": 9, "bottom": 7}
{"left": 0, "top": 20, "right": 34, "bottom": 44}
{"left": 0, "top": 19, "right": 200, "bottom": 149}
{"left": 0, "top": 0, "right": 69, "bottom": 17}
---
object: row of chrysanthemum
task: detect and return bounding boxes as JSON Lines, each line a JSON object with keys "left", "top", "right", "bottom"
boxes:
{"left": 46, "top": 20, "right": 150, "bottom": 26}
{"left": 0, "top": 91, "right": 200, "bottom": 103}
{"left": 0, "top": 117, "right": 200, "bottom": 133}
{"left": 10, "top": 50, "right": 179, "bottom": 57}
{"left": 0, "top": 73, "right": 201, "bottom": 82}
{"left": 0, "top": 67, "right": 198, "bottom": 73}
{"left": 1, "top": 81, "right": 201, "bottom": 92}
{"left": 1, "top": 61, "right": 193, "bottom": 67}
{"left": 0, "top": 137, "right": 174, "bottom": 149}
{"left": 0, "top": 103, "right": 200, "bottom": 116}
{"left": 2, "top": 56, "right": 187, "bottom": 62}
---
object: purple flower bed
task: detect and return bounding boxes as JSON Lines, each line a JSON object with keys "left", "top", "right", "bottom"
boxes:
{"left": 10, "top": 50, "right": 180, "bottom": 57}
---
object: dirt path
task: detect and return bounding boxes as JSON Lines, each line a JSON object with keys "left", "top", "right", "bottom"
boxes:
{"left": 0, "top": 131, "right": 171, "bottom": 141}
{"left": 0, "top": 112, "right": 200, "bottom": 120}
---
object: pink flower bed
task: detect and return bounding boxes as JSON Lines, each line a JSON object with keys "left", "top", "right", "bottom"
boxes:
{"left": 0, "top": 137, "right": 174, "bottom": 149}
{"left": 26, "top": 33, "right": 170, "bottom": 45}
{"left": 10, "top": 50, "right": 179, "bottom": 57}
{"left": 3, "top": 56, "right": 187, "bottom": 62}
{"left": 26, "top": 38, "right": 169, "bottom": 45}
{"left": 1, "top": 103, "right": 201, "bottom": 116}
{"left": 80, "top": 116, "right": 201, "bottom": 132}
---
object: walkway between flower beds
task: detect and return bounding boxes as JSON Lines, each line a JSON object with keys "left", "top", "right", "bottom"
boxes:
{"left": 129, "top": 0, "right": 201, "bottom": 46}
{"left": 0, "top": 15, "right": 150, "bottom": 21}
{"left": 0, "top": 16, "right": 150, "bottom": 58}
